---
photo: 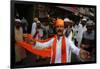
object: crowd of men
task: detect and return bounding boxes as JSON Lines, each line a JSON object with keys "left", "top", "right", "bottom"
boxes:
{"left": 14, "top": 14, "right": 95, "bottom": 65}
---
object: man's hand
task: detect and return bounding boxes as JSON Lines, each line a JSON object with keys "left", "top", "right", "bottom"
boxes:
{"left": 23, "top": 34, "right": 28, "bottom": 42}
{"left": 23, "top": 34, "right": 36, "bottom": 45}
{"left": 29, "top": 39, "right": 36, "bottom": 45}
{"left": 23, "top": 34, "right": 28, "bottom": 38}
{"left": 79, "top": 48, "right": 91, "bottom": 61}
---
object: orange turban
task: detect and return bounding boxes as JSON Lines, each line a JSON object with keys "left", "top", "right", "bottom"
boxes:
{"left": 55, "top": 19, "right": 64, "bottom": 27}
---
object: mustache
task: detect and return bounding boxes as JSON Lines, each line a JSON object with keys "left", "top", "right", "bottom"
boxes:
{"left": 57, "top": 29, "right": 62, "bottom": 32}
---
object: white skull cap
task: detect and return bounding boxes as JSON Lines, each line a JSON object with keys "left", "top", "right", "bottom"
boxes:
{"left": 82, "top": 18, "right": 87, "bottom": 21}
{"left": 64, "top": 18, "right": 71, "bottom": 22}
{"left": 34, "top": 17, "right": 38, "bottom": 22}
{"left": 15, "top": 19, "right": 21, "bottom": 23}
{"left": 86, "top": 20, "right": 94, "bottom": 26}
{"left": 37, "top": 20, "right": 40, "bottom": 23}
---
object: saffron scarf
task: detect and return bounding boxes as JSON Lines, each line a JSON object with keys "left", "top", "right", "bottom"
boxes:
{"left": 51, "top": 35, "right": 67, "bottom": 64}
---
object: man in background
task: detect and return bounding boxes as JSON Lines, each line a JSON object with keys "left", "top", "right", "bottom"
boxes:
{"left": 81, "top": 20, "right": 95, "bottom": 61}
{"left": 15, "top": 18, "right": 27, "bottom": 65}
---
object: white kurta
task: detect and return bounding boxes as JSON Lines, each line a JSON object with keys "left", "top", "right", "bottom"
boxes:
{"left": 34, "top": 36, "right": 80, "bottom": 63}
{"left": 15, "top": 27, "right": 26, "bottom": 62}
{"left": 35, "top": 29, "right": 43, "bottom": 40}
{"left": 72, "top": 24, "right": 87, "bottom": 48}
{"left": 31, "top": 22, "right": 43, "bottom": 39}
{"left": 31, "top": 22, "right": 37, "bottom": 36}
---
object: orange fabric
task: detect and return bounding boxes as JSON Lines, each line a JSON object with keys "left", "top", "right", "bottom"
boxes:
{"left": 16, "top": 34, "right": 56, "bottom": 58}
{"left": 55, "top": 19, "right": 64, "bottom": 27}
{"left": 51, "top": 35, "right": 57, "bottom": 64}
{"left": 61, "top": 36, "right": 67, "bottom": 63}
{"left": 16, "top": 41, "right": 51, "bottom": 58}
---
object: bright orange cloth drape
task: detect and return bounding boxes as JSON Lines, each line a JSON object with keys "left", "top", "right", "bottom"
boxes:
{"left": 16, "top": 34, "right": 55, "bottom": 58}
{"left": 16, "top": 41, "right": 51, "bottom": 58}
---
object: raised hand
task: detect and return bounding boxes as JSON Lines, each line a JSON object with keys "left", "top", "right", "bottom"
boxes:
{"left": 79, "top": 48, "right": 91, "bottom": 61}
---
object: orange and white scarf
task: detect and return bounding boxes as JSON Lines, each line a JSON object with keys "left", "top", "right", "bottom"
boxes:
{"left": 51, "top": 35, "right": 67, "bottom": 64}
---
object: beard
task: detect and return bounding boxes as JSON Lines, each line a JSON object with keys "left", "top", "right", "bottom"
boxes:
{"left": 16, "top": 25, "right": 20, "bottom": 29}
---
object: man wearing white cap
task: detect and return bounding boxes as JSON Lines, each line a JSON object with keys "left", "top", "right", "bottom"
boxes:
{"left": 15, "top": 18, "right": 26, "bottom": 64}
{"left": 64, "top": 18, "right": 74, "bottom": 40}
{"left": 31, "top": 18, "right": 43, "bottom": 40}
{"left": 73, "top": 18, "right": 87, "bottom": 48}
{"left": 33, "top": 20, "right": 43, "bottom": 40}
{"left": 81, "top": 20, "right": 95, "bottom": 61}
{"left": 31, "top": 18, "right": 44, "bottom": 62}
{"left": 31, "top": 17, "right": 38, "bottom": 37}
{"left": 77, "top": 18, "right": 87, "bottom": 48}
